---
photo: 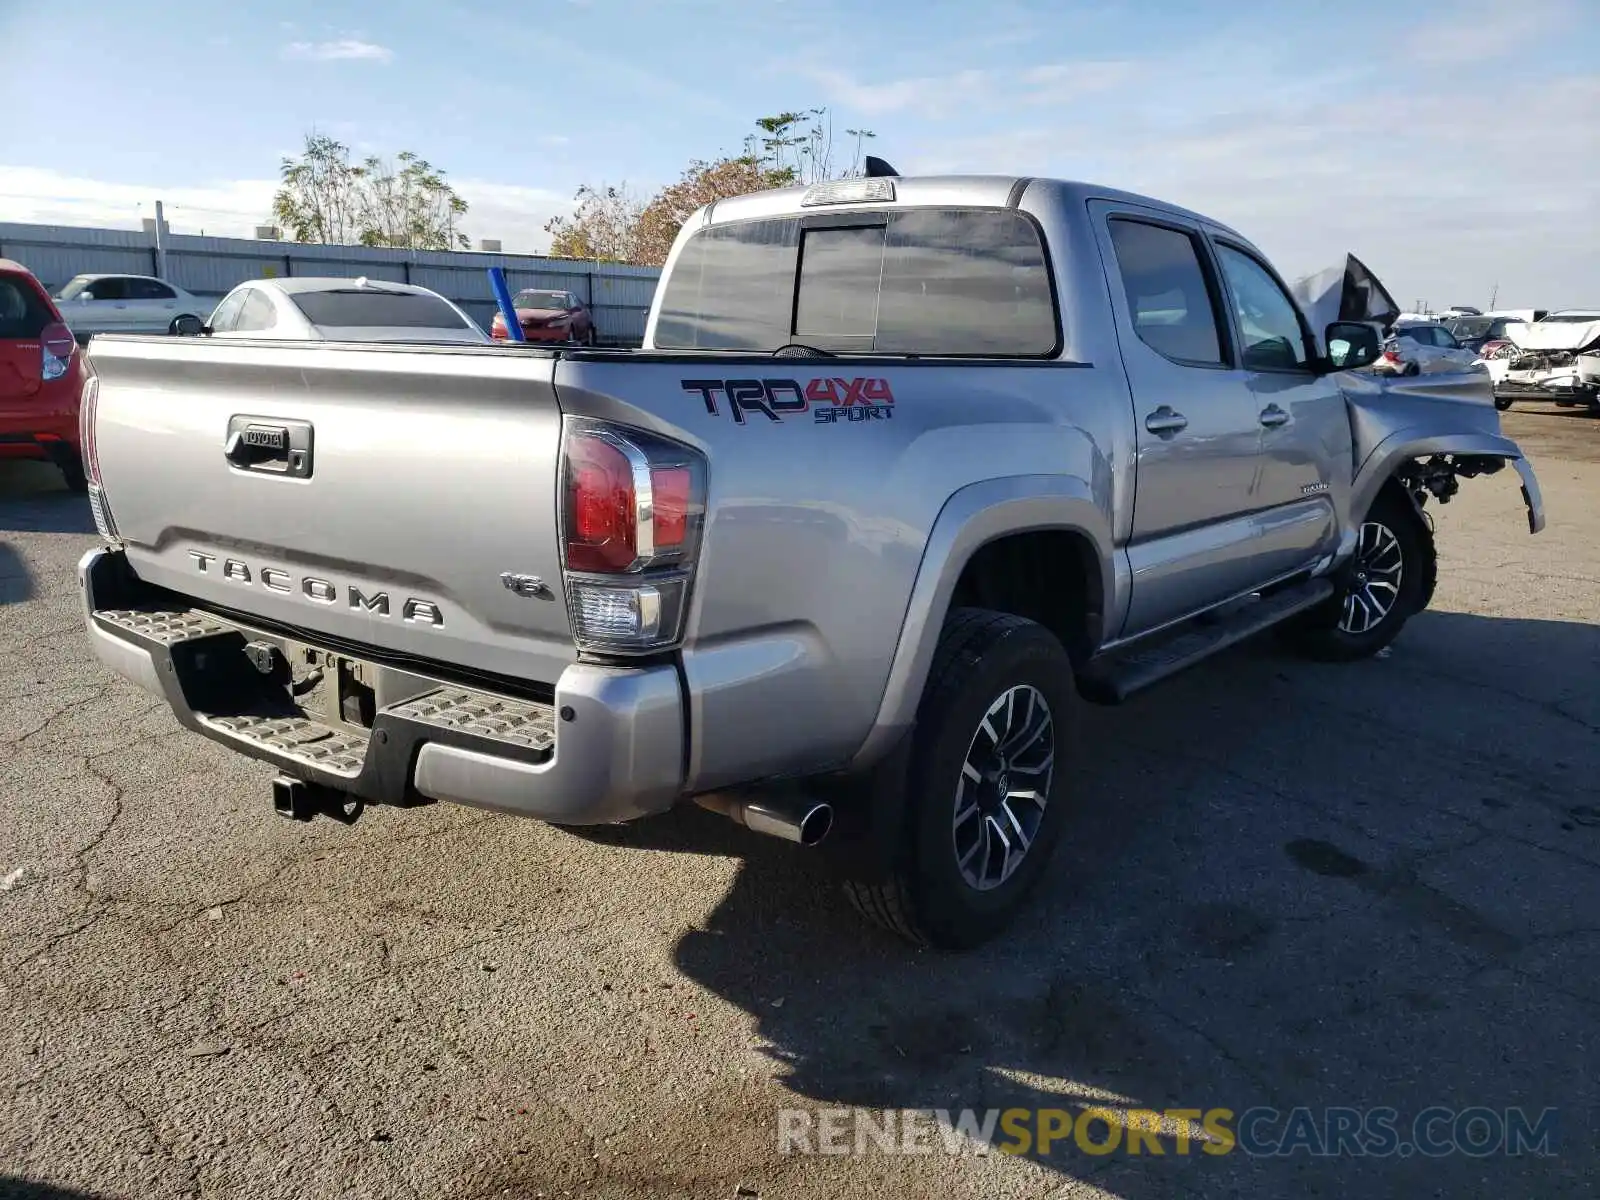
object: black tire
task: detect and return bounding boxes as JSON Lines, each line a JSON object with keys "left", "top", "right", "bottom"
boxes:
{"left": 58, "top": 452, "right": 88, "bottom": 494}
{"left": 842, "top": 609, "right": 1077, "bottom": 950}
{"left": 1285, "top": 486, "right": 1435, "bottom": 663}
{"left": 1494, "top": 394, "right": 1513, "bottom": 412}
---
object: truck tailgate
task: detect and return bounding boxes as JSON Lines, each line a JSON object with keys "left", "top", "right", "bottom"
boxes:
{"left": 87, "top": 337, "right": 576, "bottom": 684}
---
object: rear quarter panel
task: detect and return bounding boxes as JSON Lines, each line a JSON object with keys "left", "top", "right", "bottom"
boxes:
{"left": 553, "top": 352, "right": 1130, "bottom": 791}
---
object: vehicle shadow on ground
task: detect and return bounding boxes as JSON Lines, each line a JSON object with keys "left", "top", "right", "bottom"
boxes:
{"left": 0, "top": 1179, "right": 106, "bottom": 1200}
{"left": 0, "top": 463, "right": 95, "bottom": 535}
{"left": 0, "top": 542, "right": 33, "bottom": 605}
{"left": 621, "top": 609, "right": 1598, "bottom": 1195}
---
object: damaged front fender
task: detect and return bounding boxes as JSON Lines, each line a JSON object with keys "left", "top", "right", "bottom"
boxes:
{"left": 1340, "top": 368, "right": 1546, "bottom": 539}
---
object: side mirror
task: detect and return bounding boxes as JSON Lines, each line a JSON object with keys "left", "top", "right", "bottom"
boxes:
{"left": 1324, "top": 321, "right": 1380, "bottom": 371}
{"left": 172, "top": 314, "right": 208, "bottom": 337}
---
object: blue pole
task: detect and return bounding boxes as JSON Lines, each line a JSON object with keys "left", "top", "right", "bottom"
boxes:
{"left": 488, "top": 266, "right": 525, "bottom": 342}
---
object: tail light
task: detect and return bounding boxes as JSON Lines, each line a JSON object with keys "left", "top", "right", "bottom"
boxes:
{"left": 78, "top": 365, "right": 119, "bottom": 542}
{"left": 40, "top": 322, "right": 74, "bottom": 382}
{"left": 560, "top": 417, "right": 705, "bottom": 654}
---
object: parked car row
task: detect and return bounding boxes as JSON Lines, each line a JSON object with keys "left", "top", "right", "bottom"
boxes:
{"left": 43, "top": 271, "right": 602, "bottom": 347}
{"left": 1362, "top": 306, "right": 1599, "bottom": 412}
{"left": 2, "top": 258, "right": 614, "bottom": 494}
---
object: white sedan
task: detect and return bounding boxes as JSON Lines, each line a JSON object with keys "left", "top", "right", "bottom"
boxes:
{"left": 182, "top": 277, "right": 490, "bottom": 343}
{"left": 1371, "top": 320, "right": 1483, "bottom": 377}
{"left": 54, "top": 273, "right": 210, "bottom": 337}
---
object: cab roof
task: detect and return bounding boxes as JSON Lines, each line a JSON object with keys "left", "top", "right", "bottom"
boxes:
{"left": 699, "top": 174, "right": 1244, "bottom": 240}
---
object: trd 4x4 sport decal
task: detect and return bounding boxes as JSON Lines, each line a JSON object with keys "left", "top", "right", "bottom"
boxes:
{"left": 682, "top": 377, "right": 895, "bottom": 425}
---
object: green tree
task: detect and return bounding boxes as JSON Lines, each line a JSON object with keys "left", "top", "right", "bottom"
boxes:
{"left": 270, "top": 133, "right": 471, "bottom": 250}
{"left": 271, "top": 133, "right": 366, "bottom": 245}
{"left": 357, "top": 151, "right": 470, "bottom": 251}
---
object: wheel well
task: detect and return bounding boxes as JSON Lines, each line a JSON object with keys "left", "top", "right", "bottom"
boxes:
{"left": 947, "top": 531, "right": 1103, "bottom": 668}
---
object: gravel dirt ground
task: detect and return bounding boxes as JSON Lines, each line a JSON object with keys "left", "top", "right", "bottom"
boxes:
{"left": 1, "top": 406, "right": 1597, "bottom": 1200}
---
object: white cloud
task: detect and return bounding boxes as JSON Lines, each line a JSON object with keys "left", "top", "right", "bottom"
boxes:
{"left": 1400, "top": 0, "right": 1572, "bottom": 64}
{"left": 0, "top": 166, "right": 280, "bottom": 235}
{"left": 807, "top": 59, "right": 1131, "bottom": 117}
{"left": 0, "top": 167, "right": 570, "bottom": 255}
{"left": 282, "top": 39, "right": 394, "bottom": 63}
{"left": 899, "top": 70, "right": 1600, "bottom": 309}
{"left": 451, "top": 180, "right": 572, "bottom": 252}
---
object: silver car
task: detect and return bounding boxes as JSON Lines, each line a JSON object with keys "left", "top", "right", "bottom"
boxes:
{"left": 185, "top": 277, "right": 489, "bottom": 344}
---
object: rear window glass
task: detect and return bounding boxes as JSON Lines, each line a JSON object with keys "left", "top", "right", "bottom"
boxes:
{"left": 654, "top": 208, "right": 1058, "bottom": 356}
{"left": 0, "top": 277, "right": 53, "bottom": 339}
{"left": 291, "top": 289, "right": 469, "bottom": 329}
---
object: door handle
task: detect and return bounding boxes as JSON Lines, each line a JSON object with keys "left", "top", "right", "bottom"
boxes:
{"left": 1144, "top": 406, "right": 1188, "bottom": 435}
{"left": 1259, "top": 405, "right": 1290, "bottom": 428}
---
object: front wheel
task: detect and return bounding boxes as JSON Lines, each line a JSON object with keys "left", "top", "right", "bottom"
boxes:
{"left": 1285, "top": 487, "right": 1435, "bottom": 662}
{"left": 842, "top": 609, "right": 1077, "bottom": 950}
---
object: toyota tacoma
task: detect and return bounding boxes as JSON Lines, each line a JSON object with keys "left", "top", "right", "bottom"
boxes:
{"left": 76, "top": 169, "right": 1545, "bottom": 949}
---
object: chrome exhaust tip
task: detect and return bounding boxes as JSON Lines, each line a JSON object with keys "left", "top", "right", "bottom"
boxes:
{"left": 695, "top": 791, "right": 833, "bottom": 847}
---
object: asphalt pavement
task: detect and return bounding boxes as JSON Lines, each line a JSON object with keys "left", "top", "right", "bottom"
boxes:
{"left": 2, "top": 407, "right": 1597, "bottom": 1200}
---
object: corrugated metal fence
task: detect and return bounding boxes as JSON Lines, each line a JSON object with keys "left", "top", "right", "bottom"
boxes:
{"left": 0, "top": 222, "right": 662, "bottom": 344}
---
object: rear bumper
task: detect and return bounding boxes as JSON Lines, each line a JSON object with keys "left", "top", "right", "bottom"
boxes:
{"left": 78, "top": 547, "right": 686, "bottom": 824}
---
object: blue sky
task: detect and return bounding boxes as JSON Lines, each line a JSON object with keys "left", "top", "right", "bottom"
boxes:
{"left": 1, "top": 0, "right": 1596, "bottom": 306}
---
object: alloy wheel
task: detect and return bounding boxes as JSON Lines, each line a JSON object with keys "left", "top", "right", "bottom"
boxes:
{"left": 952, "top": 684, "right": 1055, "bottom": 892}
{"left": 1338, "top": 521, "right": 1405, "bottom": 635}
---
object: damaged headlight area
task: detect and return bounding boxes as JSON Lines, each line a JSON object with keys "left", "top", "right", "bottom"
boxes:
{"left": 1397, "top": 453, "right": 1506, "bottom": 508}
{"left": 1396, "top": 453, "right": 1545, "bottom": 535}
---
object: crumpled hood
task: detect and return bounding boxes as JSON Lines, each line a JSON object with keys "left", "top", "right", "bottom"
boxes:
{"left": 1291, "top": 253, "right": 1401, "bottom": 341}
{"left": 1504, "top": 320, "right": 1600, "bottom": 353}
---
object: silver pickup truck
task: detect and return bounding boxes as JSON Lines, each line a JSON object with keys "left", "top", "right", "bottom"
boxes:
{"left": 76, "top": 171, "right": 1545, "bottom": 949}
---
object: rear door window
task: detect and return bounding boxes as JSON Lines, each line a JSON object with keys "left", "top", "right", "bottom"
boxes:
{"left": 291, "top": 289, "right": 469, "bottom": 329}
{"left": 0, "top": 276, "right": 53, "bottom": 339}
{"left": 654, "top": 208, "right": 1058, "bottom": 356}
{"left": 1106, "top": 219, "right": 1227, "bottom": 366}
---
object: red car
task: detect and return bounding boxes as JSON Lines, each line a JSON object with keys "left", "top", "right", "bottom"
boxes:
{"left": 489, "top": 288, "right": 597, "bottom": 345}
{"left": 0, "top": 259, "right": 88, "bottom": 492}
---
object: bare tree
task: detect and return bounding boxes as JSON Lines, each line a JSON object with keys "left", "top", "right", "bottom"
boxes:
{"left": 544, "top": 183, "right": 647, "bottom": 262}
{"left": 631, "top": 156, "right": 795, "bottom": 267}
{"left": 545, "top": 108, "right": 874, "bottom": 266}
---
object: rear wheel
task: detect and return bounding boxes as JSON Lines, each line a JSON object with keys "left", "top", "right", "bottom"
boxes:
{"left": 1285, "top": 487, "right": 1434, "bottom": 662}
{"left": 842, "top": 609, "right": 1076, "bottom": 950}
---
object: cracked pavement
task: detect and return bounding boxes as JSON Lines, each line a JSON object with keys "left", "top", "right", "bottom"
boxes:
{"left": 2, "top": 407, "right": 1598, "bottom": 1200}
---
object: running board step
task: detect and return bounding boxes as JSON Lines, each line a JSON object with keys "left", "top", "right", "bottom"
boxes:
{"left": 1080, "top": 579, "right": 1336, "bottom": 704}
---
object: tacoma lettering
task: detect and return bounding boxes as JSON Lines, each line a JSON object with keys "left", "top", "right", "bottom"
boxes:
{"left": 185, "top": 552, "right": 442, "bottom": 626}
